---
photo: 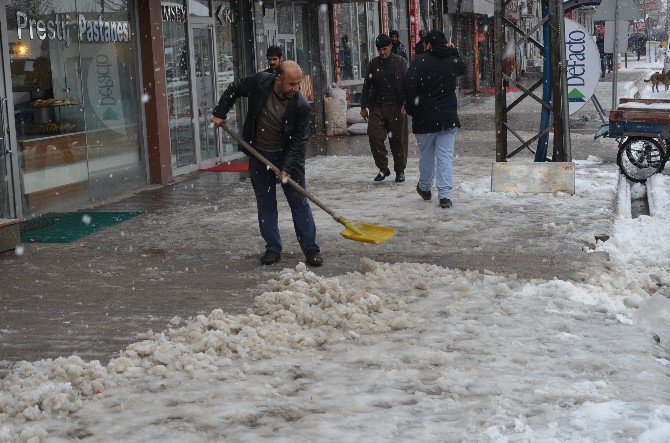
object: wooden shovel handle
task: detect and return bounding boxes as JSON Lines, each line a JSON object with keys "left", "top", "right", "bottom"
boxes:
{"left": 219, "top": 124, "right": 340, "bottom": 221}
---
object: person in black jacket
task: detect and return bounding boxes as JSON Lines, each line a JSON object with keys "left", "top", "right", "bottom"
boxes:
{"left": 390, "top": 30, "right": 408, "bottom": 60}
{"left": 265, "top": 45, "right": 282, "bottom": 74}
{"left": 404, "top": 30, "right": 466, "bottom": 209}
{"left": 595, "top": 27, "right": 606, "bottom": 78}
{"left": 361, "top": 34, "right": 409, "bottom": 183}
{"left": 211, "top": 61, "right": 322, "bottom": 267}
{"left": 415, "top": 29, "right": 427, "bottom": 55}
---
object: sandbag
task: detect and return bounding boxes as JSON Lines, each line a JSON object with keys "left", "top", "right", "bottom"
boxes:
{"left": 325, "top": 98, "right": 348, "bottom": 136}
{"left": 346, "top": 107, "right": 367, "bottom": 124}
{"left": 347, "top": 122, "right": 368, "bottom": 135}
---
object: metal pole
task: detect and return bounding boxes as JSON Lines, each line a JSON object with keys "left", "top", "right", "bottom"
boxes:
{"left": 550, "top": 0, "right": 565, "bottom": 161}
{"left": 558, "top": 3, "right": 572, "bottom": 161}
{"left": 612, "top": 1, "right": 620, "bottom": 110}
{"left": 535, "top": 0, "right": 552, "bottom": 161}
{"left": 494, "top": 0, "right": 506, "bottom": 162}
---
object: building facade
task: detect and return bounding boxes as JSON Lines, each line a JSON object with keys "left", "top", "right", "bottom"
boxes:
{"left": 0, "top": 0, "right": 498, "bottom": 220}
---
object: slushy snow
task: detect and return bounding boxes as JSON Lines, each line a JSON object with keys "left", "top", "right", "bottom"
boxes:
{"left": 1, "top": 158, "right": 670, "bottom": 441}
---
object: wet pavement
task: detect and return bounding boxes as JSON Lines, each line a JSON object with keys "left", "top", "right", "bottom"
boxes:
{"left": 0, "top": 74, "right": 632, "bottom": 376}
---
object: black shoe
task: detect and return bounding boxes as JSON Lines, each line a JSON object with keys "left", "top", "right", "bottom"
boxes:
{"left": 374, "top": 168, "right": 391, "bottom": 181}
{"left": 416, "top": 183, "right": 431, "bottom": 200}
{"left": 439, "top": 198, "right": 452, "bottom": 208}
{"left": 395, "top": 171, "right": 405, "bottom": 183}
{"left": 305, "top": 250, "right": 323, "bottom": 267}
{"left": 260, "top": 250, "right": 281, "bottom": 265}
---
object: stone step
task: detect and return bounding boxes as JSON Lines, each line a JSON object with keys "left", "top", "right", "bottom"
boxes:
{"left": 0, "top": 219, "right": 20, "bottom": 252}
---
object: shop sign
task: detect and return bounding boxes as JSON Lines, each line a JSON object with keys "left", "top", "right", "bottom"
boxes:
{"left": 15, "top": 12, "right": 131, "bottom": 47}
{"left": 564, "top": 18, "right": 600, "bottom": 115}
{"left": 162, "top": 5, "right": 187, "bottom": 22}
{"left": 216, "top": 5, "right": 233, "bottom": 24}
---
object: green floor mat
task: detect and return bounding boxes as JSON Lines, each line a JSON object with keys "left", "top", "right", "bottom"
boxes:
{"left": 20, "top": 211, "right": 142, "bottom": 243}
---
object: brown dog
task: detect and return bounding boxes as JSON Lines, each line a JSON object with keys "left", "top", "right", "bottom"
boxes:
{"left": 644, "top": 71, "right": 670, "bottom": 92}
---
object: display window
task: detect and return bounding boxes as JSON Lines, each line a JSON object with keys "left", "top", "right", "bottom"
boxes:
{"left": 6, "top": 0, "right": 145, "bottom": 215}
{"left": 333, "top": 2, "right": 379, "bottom": 104}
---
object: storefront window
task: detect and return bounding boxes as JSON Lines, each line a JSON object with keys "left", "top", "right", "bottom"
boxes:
{"left": 79, "top": 0, "right": 144, "bottom": 200}
{"left": 387, "top": 0, "right": 409, "bottom": 52}
{"left": 318, "top": 3, "right": 333, "bottom": 86}
{"left": 7, "top": 0, "right": 145, "bottom": 215}
{"left": 273, "top": 1, "right": 312, "bottom": 100}
{"left": 275, "top": 2, "right": 311, "bottom": 72}
{"left": 334, "top": 2, "right": 379, "bottom": 103}
{"left": 189, "top": 0, "right": 211, "bottom": 16}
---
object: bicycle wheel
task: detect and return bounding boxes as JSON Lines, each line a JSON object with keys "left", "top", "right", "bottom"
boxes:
{"left": 617, "top": 137, "right": 665, "bottom": 182}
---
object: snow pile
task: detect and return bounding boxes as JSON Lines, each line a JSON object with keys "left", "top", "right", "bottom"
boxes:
{"left": 600, "top": 174, "right": 670, "bottom": 272}
{"left": 0, "top": 356, "right": 108, "bottom": 423}
{"left": 108, "top": 262, "right": 410, "bottom": 375}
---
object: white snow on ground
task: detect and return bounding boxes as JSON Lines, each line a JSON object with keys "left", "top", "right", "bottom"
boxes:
{"left": 1, "top": 157, "right": 670, "bottom": 441}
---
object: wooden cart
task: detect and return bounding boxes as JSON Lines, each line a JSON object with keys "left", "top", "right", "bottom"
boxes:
{"left": 603, "top": 98, "right": 670, "bottom": 182}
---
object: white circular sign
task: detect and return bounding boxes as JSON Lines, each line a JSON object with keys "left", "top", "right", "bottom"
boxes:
{"left": 564, "top": 18, "right": 601, "bottom": 115}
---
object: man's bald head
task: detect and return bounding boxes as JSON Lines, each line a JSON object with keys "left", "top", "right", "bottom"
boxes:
{"left": 274, "top": 61, "right": 303, "bottom": 99}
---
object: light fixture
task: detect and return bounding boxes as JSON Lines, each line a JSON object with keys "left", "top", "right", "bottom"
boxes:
{"left": 9, "top": 41, "right": 30, "bottom": 58}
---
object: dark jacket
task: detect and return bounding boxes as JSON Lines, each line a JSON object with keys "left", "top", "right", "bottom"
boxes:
{"left": 596, "top": 33, "right": 605, "bottom": 56}
{"left": 361, "top": 54, "right": 408, "bottom": 108}
{"left": 415, "top": 37, "right": 426, "bottom": 55}
{"left": 213, "top": 71, "right": 311, "bottom": 174}
{"left": 403, "top": 45, "right": 466, "bottom": 134}
{"left": 392, "top": 41, "right": 408, "bottom": 60}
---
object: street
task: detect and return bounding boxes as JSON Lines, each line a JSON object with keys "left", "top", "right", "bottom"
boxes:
{"left": 1, "top": 61, "right": 670, "bottom": 441}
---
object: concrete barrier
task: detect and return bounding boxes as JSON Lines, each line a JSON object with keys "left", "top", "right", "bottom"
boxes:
{"left": 0, "top": 219, "right": 20, "bottom": 252}
{"left": 491, "top": 162, "right": 576, "bottom": 194}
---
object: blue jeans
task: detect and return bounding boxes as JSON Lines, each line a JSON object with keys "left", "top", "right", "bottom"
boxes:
{"left": 248, "top": 151, "right": 319, "bottom": 255}
{"left": 415, "top": 128, "right": 458, "bottom": 199}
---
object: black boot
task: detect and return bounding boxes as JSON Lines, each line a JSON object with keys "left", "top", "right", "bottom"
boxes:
{"left": 305, "top": 250, "right": 323, "bottom": 267}
{"left": 260, "top": 250, "right": 281, "bottom": 265}
{"left": 395, "top": 171, "right": 405, "bottom": 183}
{"left": 439, "top": 198, "right": 452, "bottom": 208}
{"left": 416, "top": 183, "right": 431, "bottom": 200}
{"left": 374, "top": 168, "right": 391, "bottom": 181}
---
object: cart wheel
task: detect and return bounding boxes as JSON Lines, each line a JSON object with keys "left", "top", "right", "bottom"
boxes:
{"left": 617, "top": 137, "right": 666, "bottom": 183}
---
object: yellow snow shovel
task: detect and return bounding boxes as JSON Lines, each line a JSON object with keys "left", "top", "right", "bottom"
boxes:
{"left": 219, "top": 124, "right": 396, "bottom": 245}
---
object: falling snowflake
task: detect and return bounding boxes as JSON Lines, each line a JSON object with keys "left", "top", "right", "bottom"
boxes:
{"left": 82, "top": 214, "right": 92, "bottom": 225}
{"left": 141, "top": 93, "right": 150, "bottom": 103}
{"left": 15, "top": 245, "right": 25, "bottom": 256}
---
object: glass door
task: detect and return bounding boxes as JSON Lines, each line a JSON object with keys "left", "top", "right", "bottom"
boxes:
{"left": 164, "top": 18, "right": 196, "bottom": 171}
{"left": 191, "top": 24, "right": 218, "bottom": 163}
{"left": 0, "top": 89, "right": 14, "bottom": 219}
{"left": 0, "top": 17, "right": 18, "bottom": 219}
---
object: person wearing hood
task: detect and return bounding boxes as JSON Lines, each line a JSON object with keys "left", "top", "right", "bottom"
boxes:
{"left": 403, "top": 30, "right": 466, "bottom": 209}
{"left": 390, "top": 30, "right": 408, "bottom": 60}
{"left": 415, "top": 29, "right": 427, "bottom": 55}
{"left": 360, "top": 33, "right": 409, "bottom": 183}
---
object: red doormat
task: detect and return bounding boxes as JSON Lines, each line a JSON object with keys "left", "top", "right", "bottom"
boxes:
{"left": 481, "top": 85, "right": 520, "bottom": 95}
{"left": 201, "top": 161, "right": 249, "bottom": 172}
